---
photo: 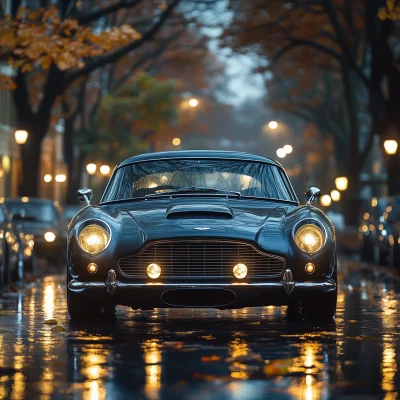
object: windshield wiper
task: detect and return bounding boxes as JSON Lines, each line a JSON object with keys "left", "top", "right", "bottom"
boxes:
{"left": 145, "top": 187, "right": 241, "bottom": 199}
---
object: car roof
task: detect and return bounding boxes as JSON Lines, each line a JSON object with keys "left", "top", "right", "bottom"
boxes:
{"left": 4, "top": 197, "right": 56, "bottom": 205}
{"left": 118, "top": 150, "right": 282, "bottom": 168}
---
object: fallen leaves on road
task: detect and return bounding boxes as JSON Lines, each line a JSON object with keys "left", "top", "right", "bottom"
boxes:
{"left": 51, "top": 325, "right": 66, "bottom": 332}
{"left": 44, "top": 318, "right": 58, "bottom": 325}
{"left": 201, "top": 355, "right": 221, "bottom": 362}
{"left": 163, "top": 341, "right": 183, "bottom": 349}
{"left": 263, "top": 358, "right": 294, "bottom": 377}
{"left": 226, "top": 352, "right": 263, "bottom": 364}
{"left": 200, "top": 335, "right": 216, "bottom": 340}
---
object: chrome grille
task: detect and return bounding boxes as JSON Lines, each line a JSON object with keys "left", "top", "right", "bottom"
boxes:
{"left": 118, "top": 240, "right": 285, "bottom": 279}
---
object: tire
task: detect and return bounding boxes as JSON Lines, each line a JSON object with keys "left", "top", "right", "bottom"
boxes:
{"left": 2, "top": 244, "right": 10, "bottom": 285}
{"left": 24, "top": 251, "right": 37, "bottom": 275}
{"left": 67, "top": 270, "right": 115, "bottom": 321}
{"left": 300, "top": 289, "right": 337, "bottom": 320}
{"left": 360, "top": 237, "right": 374, "bottom": 262}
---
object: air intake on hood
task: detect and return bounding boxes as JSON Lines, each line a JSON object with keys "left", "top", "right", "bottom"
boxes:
{"left": 166, "top": 204, "right": 233, "bottom": 219}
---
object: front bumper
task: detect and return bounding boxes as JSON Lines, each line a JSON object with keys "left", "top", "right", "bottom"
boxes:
{"left": 68, "top": 268, "right": 337, "bottom": 309}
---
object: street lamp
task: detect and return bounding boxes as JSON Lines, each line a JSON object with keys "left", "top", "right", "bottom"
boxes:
{"left": 14, "top": 130, "right": 28, "bottom": 145}
{"left": 320, "top": 194, "right": 332, "bottom": 207}
{"left": 283, "top": 144, "right": 293, "bottom": 154}
{"left": 330, "top": 189, "right": 341, "bottom": 201}
{"left": 383, "top": 140, "right": 398, "bottom": 155}
{"left": 172, "top": 138, "right": 181, "bottom": 146}
{"left": 100, "top": 165, "right": 111, "bottom": 175}
{"left": 335, "top": 176, "right": 348, "bottom": 191}
{"left": 188, "top": 98, "right": 198, "bottom": 107}
{"left": 86, "top": 163, "right": 97, "bottom": 175}
{"left": 276, "top": 148, "right": 286, "bottom": 158}
{"left": 44, "top": 174, "right": 52, "bottom": 183}
{"left": 268, "top": 121, "right": 278, "bottom": 130}
{"left": 55, "top": 174, "right": 67, "bottom": 183}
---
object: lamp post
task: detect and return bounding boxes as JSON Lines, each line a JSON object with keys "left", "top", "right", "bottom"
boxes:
{"left": 86, "top": 163, "right": 97, "bottom": 188}
{"left": 14, "top": 130, "right": 29, "bottom": 195}
{"left": 383, "top": 140, "right": 398, "bottom": 155}
{"left": 335, "top": 177, "right": 348, "bottom": 191}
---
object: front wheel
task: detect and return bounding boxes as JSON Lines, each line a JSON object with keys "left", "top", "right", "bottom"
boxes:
{"left": 299, "top": 289, "right": 337, "bottom": 320}
{"left": 67, "top": 289, "right": 115, "bottom": 320}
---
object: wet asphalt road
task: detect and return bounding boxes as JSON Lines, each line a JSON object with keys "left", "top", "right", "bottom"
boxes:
{"left": 0, "top": 259, "right": 400, "bottom": 399}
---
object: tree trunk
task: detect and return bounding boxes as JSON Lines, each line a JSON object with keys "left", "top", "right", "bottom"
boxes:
{"left": 341, "top": 63, "right": 361, "bottom": 226}
{"left": 19, "top": 126, "right": 43, "bottom": 197}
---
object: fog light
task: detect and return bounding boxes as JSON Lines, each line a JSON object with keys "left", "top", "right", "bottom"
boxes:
{"left": 88, "top": 263, "right": 98, "bottom": 274}
{"left": 305, "top": 263, "right": 315, "bottom": 274}
{"left": 233, "top": 263, "right": 248, "bottom": 279}
{"left": 147, "top": 263, "right": 161, "bottom": 279}
{"left": 44, "top": 232, "right": 56, "bottom": 242}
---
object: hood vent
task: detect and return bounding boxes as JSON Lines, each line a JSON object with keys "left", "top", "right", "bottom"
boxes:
{"left": 166, "top": 204, "right": 234, "bottom": 219}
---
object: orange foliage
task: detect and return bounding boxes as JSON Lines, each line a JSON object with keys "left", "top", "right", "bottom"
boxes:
{"left": 0, "top": 6, "right": 141, "bottom": 75}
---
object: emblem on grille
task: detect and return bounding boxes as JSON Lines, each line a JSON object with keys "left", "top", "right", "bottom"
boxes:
{"left": 194, "top": 227, "right": 211, "bottom": 230}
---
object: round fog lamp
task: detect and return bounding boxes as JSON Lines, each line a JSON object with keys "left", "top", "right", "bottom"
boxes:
{"left": 44, "top": 232, "right": 56, "bottom": 242}
{"left": 305, "top": 263, "right": 315, "bottom": 274}
{"left": 233, "top": 263, "right": 248, "bottom": 279}
{"left": 147, "top": 263, "right": 161, "bottom": 279}
{"left": 88, "top": 263, "right": 98, "bottom": 274}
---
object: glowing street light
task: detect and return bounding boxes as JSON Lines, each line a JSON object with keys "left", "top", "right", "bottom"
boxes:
{"left": 55, "top": 174, "right": 67, "bottom": 183}
{"left": 283, "top": 144, "right": 293, "bottom": 154}
{"left": 320, "top": 194, "right": 332, "bottom": 207}
{"left": 335, "top": 176, "right": 348, "bottom": 191}
{"left": 276, "top": 148, "right": 286, "bottom": 158}
{"left": 188, "top": 98, "right": 198, "bottom": 107}
{"left": 330, "top": 189, "right": 341, "bottom": 202}
{"left": 14, "top": 130, "right": 28, "bottom": 145}
{"left": 172, "top": 138, "right": 181, "bottom": 146}
{"left": 268, "top": 121, "right": 278, "bottom": 130}
{"left": 383, "top": 140, "right": 398, "bottom": 155}
{"left": 100, "top": 165, "right": 111, "bottom": 175}
{"left": 86, "top": 163, "right": 97, "bottom": 175}
{"left": 43, "top": 174, "right": 52, "bottom": 183}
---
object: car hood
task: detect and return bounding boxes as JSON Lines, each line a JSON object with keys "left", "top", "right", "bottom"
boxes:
{"left": 107, "top": 197, "right": 299, "bottom": 248}
{"left": 14, "top": 221, "right": 59, "bottom": 236}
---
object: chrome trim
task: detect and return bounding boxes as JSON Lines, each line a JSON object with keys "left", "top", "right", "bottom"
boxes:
{"left": 100, "top": 157, "right": 299, "bottom": 204}
{"left": 106, "top": 269, "right": 117, "bottom": 295}
{"left": 75, "top": 219, "right": 112, "bottom": 256}
{"left": 282, "top": 268, "right": 295, "bottom": 295}
{"left": 117, "top": 239, "right": 286, "bottom": 279}
{"left": 292, "top": 218, "right": 328, "bottom": 255}
{"left": 68, "top": 278, "right": 336, "bottom": 292}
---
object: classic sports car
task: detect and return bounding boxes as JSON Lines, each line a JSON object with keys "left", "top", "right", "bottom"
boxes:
{"left": 67, "top": 151, "right": 337, "bottom": 320}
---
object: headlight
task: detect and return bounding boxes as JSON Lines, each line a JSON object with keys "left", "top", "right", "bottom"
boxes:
{"left": 78, "top": 224, "right": 109, "bottom": 254}
{"left": 294, "top": 224, "right": 325, "bottom": 253}
{"left": 44, "top": 232, "right": 56, "bottom": 242}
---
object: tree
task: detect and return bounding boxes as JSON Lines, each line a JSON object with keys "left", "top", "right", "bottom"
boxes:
{"left": 0, "top": 0, "right": 180, "bottom": 196}
{"left": 222, "top": 0, "right": 400, "bottom": 223}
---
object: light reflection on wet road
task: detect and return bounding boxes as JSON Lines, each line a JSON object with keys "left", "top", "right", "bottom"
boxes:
{"left": 1, "top": 260, "right": 400, "bottom": 399}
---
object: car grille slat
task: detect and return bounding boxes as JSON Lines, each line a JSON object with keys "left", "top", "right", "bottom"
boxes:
{"left": 118, "top": 240, "right": 285, "bottom": 280}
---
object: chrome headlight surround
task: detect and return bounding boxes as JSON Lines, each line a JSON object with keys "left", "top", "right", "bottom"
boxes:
{"left": 76, "top": 219, "right": 111, "bottom": 255}
{"left": 292, "top": 218, "right": 327, "bottom": 255}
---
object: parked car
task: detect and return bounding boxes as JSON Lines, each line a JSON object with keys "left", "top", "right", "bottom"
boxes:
{"left": 0, "top": 204, "right": 19, "bottom": 285}
{"left": 0, "top": 203, "right": 36, "bottom": 284}
{"left": 61, "top": 205, "right": 83, "bottom": 240}
{"left": 359, "top": 197, "right": 390, "bottom": 263}
{"left": 4, "top": 198, "right": 63, "bottom": 264}
{"left": 67, "top": 150, "right": 337, "bottom": 321}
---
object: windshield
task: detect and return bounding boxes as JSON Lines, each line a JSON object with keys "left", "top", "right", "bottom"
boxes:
{"left": 102, "top": 159, "right": 297, "bottom": 202}
{"left": 5, "top": 201, "right": 60, "bottom": 223}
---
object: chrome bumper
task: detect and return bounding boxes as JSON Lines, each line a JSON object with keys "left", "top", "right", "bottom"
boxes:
{"left": 68, "top": 268, "right": 337, "bottom": 297}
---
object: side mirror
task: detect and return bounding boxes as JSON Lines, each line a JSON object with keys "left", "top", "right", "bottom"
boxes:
{"left": 305, "top": 186, "right": 321, "bottom": 205}
{"left": 77, "top": 188, "right": 93, "bottom": 206}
